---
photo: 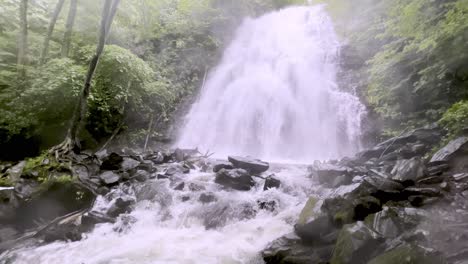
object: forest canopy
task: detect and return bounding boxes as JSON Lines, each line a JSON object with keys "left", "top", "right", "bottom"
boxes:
{"left": 0, "top": 0, "right": 306, "bottom": 160}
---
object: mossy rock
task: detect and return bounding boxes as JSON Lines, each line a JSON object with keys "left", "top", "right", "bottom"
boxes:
{"left": 331, "top": 221, "right": 383, "bottom": 264}
{"left": 298, "top": 196, "right": 319, "bottom": 225}
{"left": 22, "top": 153, "right": 71, "bottom": 183}
{"left": 367, "top": 244, "right": 446, "bottom": 264}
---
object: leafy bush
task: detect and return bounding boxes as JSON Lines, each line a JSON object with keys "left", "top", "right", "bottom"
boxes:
{"left": 440, "top": 100, "right": 468, "bottom": 137}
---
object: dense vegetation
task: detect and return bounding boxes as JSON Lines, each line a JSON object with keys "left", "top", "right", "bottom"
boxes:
{"left": 0, "top": 0, "right": 305, "bottom": 160}
{"left": 317, "top": 0, "right": 468, "bottom": 138}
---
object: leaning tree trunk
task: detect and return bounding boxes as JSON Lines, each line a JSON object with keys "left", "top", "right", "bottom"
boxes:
{"left": 17, "top": 0, "right": 28, "bottom": 75}
{"left": 61, "top": 0, "right": 77, "bottom": 58}
{"left": 52, "top": 0, "right": 120, "bottom": 157}
{"left": 40, "top": 0, "right": 65, "bottom": 64}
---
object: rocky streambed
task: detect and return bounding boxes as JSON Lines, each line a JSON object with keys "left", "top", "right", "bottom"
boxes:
{"left": 0, "top": 126, "right": 467, "bottom": 263}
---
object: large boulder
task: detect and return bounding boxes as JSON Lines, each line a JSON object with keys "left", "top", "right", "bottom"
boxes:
{"left": 309, "top": 162, "right": 353, "bottom": 187}
{"left": 367, "top": 243, "right": 446, "bottom": 264}
{"left": 430, "top": 136, "right": 468, "bottom": 166}
{"left": 228, "top": 156, "right": 269, "bottom": 174}
{"left": 264, "top": 175, "right": 281, "bottom": 190}
{"left": 215, "top": 168, "right": 255, "bottom": 191}
{"left": 212, "top": 161, "right": 234, "bottom": 173}
{"left": 100, "top": 152, "right": 124, "bottom": 170}
{"left": 330, "top": 221, "right": 383, "bottom": 264}
{"left": 295, "top": 215, "right": 339, "bottom": 245}
{"left": 263, "top": 233, "right": 333, "bottom": 264}
{"left": 391, "top": 157, "right": 426, "bottom": 185}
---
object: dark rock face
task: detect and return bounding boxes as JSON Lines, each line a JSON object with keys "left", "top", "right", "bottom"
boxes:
{"left": 262, "top": 126, "right": 461, "bottom": 264}
{"left": 212, "top": 161, "right": 234, "bottom": 173}
{"left": 215, "top": 168, "right": 255, "bottom": 191}
{"left": 100, "top": 152, "right": 124, "bottom": 170}
{"left": 264, "top": 176, "right": 281, "bottom": 190}
{"left": 228, "top": 156, "right": 269, "bottom": 174}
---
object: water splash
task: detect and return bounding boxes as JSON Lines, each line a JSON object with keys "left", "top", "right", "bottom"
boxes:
{"left": 177, "top": 5, "right": 366, "bottom": 162}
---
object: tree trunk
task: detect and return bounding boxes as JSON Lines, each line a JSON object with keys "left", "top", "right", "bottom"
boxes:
{"left": 17, "top": 0, "right": 28, "bottom": 74}
{"left": 40, "top": 0, "right": 65, "bottom": 64}
{"left": 61, "top": 0, "right": 77, "bottom": 58}
{"left": 62, "top": 0, "right": 120, "bottom": 152}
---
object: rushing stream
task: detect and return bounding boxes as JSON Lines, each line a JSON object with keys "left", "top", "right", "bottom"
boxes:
{"left": 1, "top": 5, "right": 365, "bottom": 264}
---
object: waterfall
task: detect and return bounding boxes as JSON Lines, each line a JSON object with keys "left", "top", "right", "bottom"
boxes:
{"left": 177, "top": 5, "right": 366, "bottom": 162}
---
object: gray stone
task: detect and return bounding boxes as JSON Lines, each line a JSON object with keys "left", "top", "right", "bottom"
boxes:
{"left": 215, "top": 168, "right": 255, "bottom": 191}
{"left": 99, "top": 171, "right": 121, "bottom": 185}
{"left": 430, "top": 136, "right": 468, "bottom": 163}
{"left": 121, "top": 158, "right": 140, "bottom": 171}
{"left": 391, "top": 157, "right": 425, "bottom": 184}
{"left": 228, "top": 156, "right": 269, "bottom": 174}
{"left": 264, "top": 176, "right": 281, "bottom": 190}
{"left": 212, "top": 161, "right": 234, "bottom": 173}
{"left": 199, "top": 192, "right": 217, "bottom": 203}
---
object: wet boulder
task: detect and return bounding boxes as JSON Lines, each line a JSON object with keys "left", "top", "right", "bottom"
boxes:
{"left": 310, "top": 163, "right": 352, "bottom": 186}
{"left": 132, "top": 170, "right": 150, "bottom": 182}
{"left": 330, "top": 221, "right": 383, "bottom": 264}
{"left": 121, "top": 157, "right": 140, "bottom": 172}
{"left": 100, "top": 152, "right": 123, "bottom": 170}
{"left": 99, "top": 171, "right": 121, "bottom": 185}
{"left": 212, "top": 161, "right": 234, "bottom": 173}
{"left": 391, "top": 157, "right": 425, "bottom": 185}
{"left": 164, "top": 163, "right": 190, "bottom": 176}
{"left": 364, "top": 207, "right": 423, "bottom": 239}
{"left": 367, "top": 243, "right": 446, "bottom": 264}
{"left": 228, "top": 156, "right": 269, "bottom": 174}
{"left": 294, "top": 215, "right": 339, "bottom": 245}
{"left": 199, "top": 192, "right": 217, "bottom": 204}
{"left": 430, "top": 136, "right": 468, "bottom": 163}
{"left": 263, "top": 233, "right": 333, "bottom": 264}
{"left": 106, "top": 196, "right": 136, "bottom": 218}
{"left": 215, "top": 168, "right": 255, "bottom": 191}
{"left": 264, "top": 175, "right": 281, "bottom": 190}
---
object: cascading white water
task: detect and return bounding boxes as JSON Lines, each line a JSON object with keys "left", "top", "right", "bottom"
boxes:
{"left": 177, "top": 5, "right": 366, "bottom": 162}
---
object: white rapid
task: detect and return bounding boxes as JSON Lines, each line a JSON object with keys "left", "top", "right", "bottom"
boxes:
{"left": 1, "top": 164, "right": 322, "bottom": 264}
{"left": 177, "top": 5, "right": 366, "bottom": 162}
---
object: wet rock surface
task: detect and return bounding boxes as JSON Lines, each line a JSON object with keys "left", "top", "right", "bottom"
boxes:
{"left": 262, "top": 128, "right": 468, "bottom": 264}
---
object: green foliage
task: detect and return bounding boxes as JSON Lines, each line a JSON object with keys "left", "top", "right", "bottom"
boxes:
{"left": 23, "top": 152, "right": 69, "bottom": 182}
{"left": 440, "top": 100, "right": 468, "bottom": 137}
{"left": 319, "top": 0, "right": 468, "bottom": 133}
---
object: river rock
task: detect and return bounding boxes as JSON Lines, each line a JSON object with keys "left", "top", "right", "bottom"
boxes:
{"left": 263, "top": 233, "right": 333, "bottom": 264}
{"left": 100, "top": 152, "right": 123, "bottom": 170}
{"left": 264, "top": 175, "right": 281, "bottom": 190}
{"left": 294, "top": 215, "right": 338, "bottom": 245}
{"left": 199, "top": 192, "right": 217, "bottom": 203}
{"left": 228, "top": 156, "right": 269, "bottom": 174}
{"left": 310, "top": 163, "right": 352, "bottom": 186}
{"left": 107, "top": 196, "right": 136, "bottom": 218}
{"left": 212, "top": 161, "right": 234, "bottom": 173}
{"left": 99, "top": 171, "right": 121, "bottom": 185}
{"left": 215, "top": 168, "right": 255, "bottom": 191}
{"left": 430, "top": 136, "right": 468, "bottom": 163}
{"left": 331, "top": 221, "right": 383, "bottom": 264}
{"left": 367, "top": 243, "right": 446, "bottom": 264}
{"left": 121, "top": 157, "right": 140, "bottom": 171}
{"left": 391, "top": 157, "right": 425, "bottom": 185}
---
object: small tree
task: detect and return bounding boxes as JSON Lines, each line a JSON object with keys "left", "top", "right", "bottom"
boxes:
{"left": 52, "top": 0, "right": 121, "bottom": 157}
{"left": 40, "top": 0, "right": 66, "bottom": 64}
{"left": 17, "top": 0, "right": 28, "bottom": 75}
{"left": 61, "top": 0, "right": 77, "bottom": 58}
